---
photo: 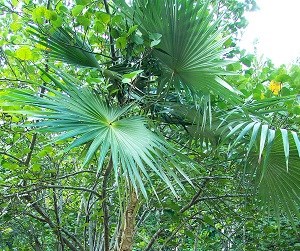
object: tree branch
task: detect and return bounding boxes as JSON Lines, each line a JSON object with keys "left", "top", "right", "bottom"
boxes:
{"left": 2, "top": 185, "right": 103, "bottom": 199}
{"left": 180, "top": 178, "right": 210, "bottom": 213}
{"left": 24, "top": 195, "right": 84, "bottom": 251}
{"left": 143, "top": 228, "right": 163, "bottom": 251}
{"left": 193, "top": 194, "right": 251, "bottom": 204}
{"left": 159, "top": 212, "right": 199, "bottom": 251}
{"left": 0, "top": 151, "right": 24, "bottom": 164}
{"left": 0, "top": 47, "right": 17, "bottom": 78}
{"left": 103, "top": 0, "right": 116, "bottom": 60}
{"left": 102, "top": 156, "right": 113, "bottom": 251}
{"left": 52, "top": 185, "right": 65, "bottom": 251}
{"left": 24, "top": 133, "right": 37, "bottom": 166}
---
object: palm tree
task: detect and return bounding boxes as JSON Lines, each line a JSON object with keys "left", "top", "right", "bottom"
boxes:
{"left": 2, "top": 0, "right": 300, "bottom": 249}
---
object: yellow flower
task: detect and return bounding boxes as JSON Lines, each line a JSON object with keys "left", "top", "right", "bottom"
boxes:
{"left": 269, "top": 80, "right": 282, "bottom": 95}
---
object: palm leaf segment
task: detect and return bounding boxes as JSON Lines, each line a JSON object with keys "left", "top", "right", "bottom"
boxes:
{"left": 29, "top": 26, "right": 123, "bottom": 81}
{"left": 3, "top": 69, "right": 189, "bottom": 198}
{"left": 251, "top": 135, "right": 300, "bottom": 222}
{"left": 119, "top": 0, "right": 240, "bottom": 102}
{"left": 29, "top": 25, "right": 100, "bottom": 68}
{"left": 221, "top": 97, "right": 300, "bottom": 221}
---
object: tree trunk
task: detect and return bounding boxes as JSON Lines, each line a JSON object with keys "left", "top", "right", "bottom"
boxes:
{"left": 119, "top": 190, "right": 138, "bottom": 251}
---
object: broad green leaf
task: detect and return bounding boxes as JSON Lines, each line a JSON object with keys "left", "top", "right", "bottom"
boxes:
{"left": 29, "top": 26, "right": 100, "bottom": 68}
{"left": 72, "top": 5, "right": 85, "bottom": 16}
{"left": 51, "top": 16, "right": 63, "bottom": 28}
{"left": 77, "top": 16, "right": 91, "bottom": 28}
{"left": 226, "top": 122, "right": 246, "bottom": 139}
{"left": 94, "top": 21, "right": 106, "bottom": 33}
{"left": 260, "top": 129, "right": 275, "bottom": 181}
{"left": 32, "top": 6, "right": 47, "bottom": 24}
{"left": 15, "top": 46, "right": 33, "bottom": 61}
{"left": 116, "top": 37, "right": 127, "bottom": 49}
{"left": 231, "top": 121, "right": 256, "bottom": 147}
{"left": 10, "top": 21, "right": 22, "bottom": 31}
{"left": 127, "top": 25, "right": 138, "bottom": 36}
{"left": 122, "top": 70, "right": 143, "bottom": 82}
{"left": 250, "top": 134, "right": 300, "bottom": 225}
{"left": 150, "top": 39, "right": 161, "bottom": 47}
{"left": 12, "top": 0, "right": 18, "bottom": 7}
{"left": 111, "top": 15, "right": 123, "bottom": 26}
{"left": 247, "top": 122, "right": 261, "bottom": 155}
{"left": 32, "top": 164, "right": 41, "bottom": 172}
{"left": 96, "top": 12, "right": 110, "bottom": 24}
{"left": 122, "top": 0, "right": 241, "bottom": 102}
{"left": 44, "top": 10, "right": 57, "bottom": 20}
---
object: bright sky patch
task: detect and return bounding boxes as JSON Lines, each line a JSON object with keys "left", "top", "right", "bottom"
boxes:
{"left": 239, "top": 0, "right": 300, "bottom": 66}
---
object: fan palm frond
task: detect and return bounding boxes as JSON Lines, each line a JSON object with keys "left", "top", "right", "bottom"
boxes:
{"left": 225, "top": 120, "right": 300, "bottom": 166}
{"left": 116, "top": 0, "right": 240, "bottom": 103}
{"left": 219, "top": 96, "right": 300, "bottom": 221}
{"left": 2, "top": 69, "right": 192, "bottom": 198}
{"left": 221, "top": 96, "right": 299, "bottom": 164}
{"left": 29, "top": 25, "right": 100, "bottom": 68}
{"left": 248, "top": 135, "right": 300, "bottom": 224}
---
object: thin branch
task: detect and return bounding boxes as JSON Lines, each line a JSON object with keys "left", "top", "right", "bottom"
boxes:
{"left": 40, "top": 185, "right": 103, "bottom": 199}
{"left": 0, "top": 78, "right": 37, "bottom": 84}
{"left": 193, "top": 194, "right": 251, "bottom": 204}
{"left": 143, "top": 228, "right": 163, "bottom": 251}
{"left": 53, "top": 186, "right": 65, "bottom": 251}
{"left": 43, "top": 170, "right": 97, "bottom": 182}
{"left": 24, "top": 133, "right": 37, "bottom": 166}
{"left": 180, "top": 178, "right": 210, "bottom": 213}
{"left": 24, "top": 195, "right": 84, "bottom": 251}
{"left": 66, "top": 44, "right": 114, "bottom": 60}
{"left": 40, "top": 39, "right": 115, "bottom": 60}
{"left": 199, "top": 217, "right": 238, "bottom": 246}
{"left": 8, "top": 170, "right": 98, "bottom": 190}
{"left": 26, "top": 212, "right": 47, "bottom": 223}
{"left": 103, "top": 0, "right": 116, "bottom": 60}
{"left": 0, "top": 3, "right": 24, "bottom": 17}
{"left": 0, "top": 151, "right": 24, "bottom": 164}
{"left": 0, "top": 47, "right": 17, "bottom": 78}
{"left": 84, "top": 169, "right": 103, "bottom": 250}
{"left": 159, "top": 212, "right": 199, "bottom": 251}
{"left": 135, "top": 207, "right": 153, "bottom": 229}
{"left": 102, "top": 156, "right": 113, "bottom": 251}
{"left": 2, "top": 185, "right": 103, "bottom": 199}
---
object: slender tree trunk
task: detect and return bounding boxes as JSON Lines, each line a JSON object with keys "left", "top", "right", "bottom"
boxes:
{"left": 119, "top": 190, "right": 138, "bottom": 251}
{"left": 102, "top": 157, "right": 114, "bottom": 251}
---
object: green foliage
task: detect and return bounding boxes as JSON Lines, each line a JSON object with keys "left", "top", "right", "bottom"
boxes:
{"left": 0, "top": 0, "right": 300, "bottom": 250}
{"left": 2, "top": 67, "right": 191, "bottom": 199}
{"left": 29, "top": 25, "right": 100, "bottom": 68}
{"left": 117, "top": 0, "right": 240, "bottom": 102}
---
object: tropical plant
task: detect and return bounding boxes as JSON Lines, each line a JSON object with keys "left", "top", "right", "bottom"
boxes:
{"left": 0, "top": 0, "right": 300, "bottom": 250}
{"left": 3, "top": 66, "right": 191, "bottom": 199}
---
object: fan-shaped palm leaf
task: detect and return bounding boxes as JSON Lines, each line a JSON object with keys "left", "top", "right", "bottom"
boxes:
{"left": 115, "top": 0, "right": 240, "bottom": 103}
{"left": 221, "top": 96, "right": 299, "bottom": 165}
{"left": 219, "top": 96, "right": 300, "bottom": 221}
{"left": 29, "top": 25, "right": 100, "bottom": 68}
{"left": 2, "top": 69, "right": 192, "bottom": 198}
{"left": 248, "top": 135, "right": 300, "bottom": 224}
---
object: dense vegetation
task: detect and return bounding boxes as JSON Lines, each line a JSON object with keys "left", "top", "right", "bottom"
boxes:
{"left": 0, "top": 0, "right": 300, "bottom": 250}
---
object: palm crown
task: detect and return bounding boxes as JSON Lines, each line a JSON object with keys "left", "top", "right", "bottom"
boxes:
{"left": 1, "top": 0, "right": 300, "bottom": 224}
